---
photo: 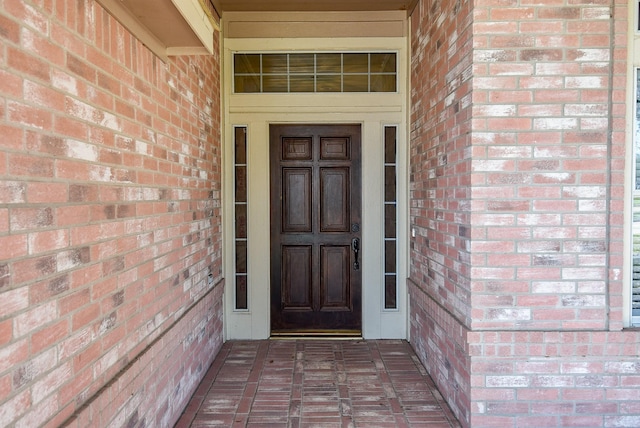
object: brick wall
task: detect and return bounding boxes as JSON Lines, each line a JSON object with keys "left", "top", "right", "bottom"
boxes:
{"left": 471, "top": 0, "right": 620, "bottom": 333}
{"left": 409, "top": 0, "right": 474, "bottom": 422}
{"left": 410, "top": 0, "right": 639, "bottom": 425}
{"left": 0, "top": 1, "right": 223, "bottom": 427}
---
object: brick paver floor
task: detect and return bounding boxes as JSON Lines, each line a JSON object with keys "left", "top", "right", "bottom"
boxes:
{"left": 175, "top": 339, "right": 461, "bottom": 427}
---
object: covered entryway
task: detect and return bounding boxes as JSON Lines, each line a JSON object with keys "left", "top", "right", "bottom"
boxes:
{"left": 270, "top": 124, "right": 362, "bottom": 334}
{"left": 223, "top": 11, "right": 409, "bottom": 340}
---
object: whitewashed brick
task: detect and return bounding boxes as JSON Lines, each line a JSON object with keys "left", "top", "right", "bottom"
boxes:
{"left": 533, "top": 118, "right": 578, "bottom": 130}
{"left": 486, "top": 376, "right": 530, "bottom": 388}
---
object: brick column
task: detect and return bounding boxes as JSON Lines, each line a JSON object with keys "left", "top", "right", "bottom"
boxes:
{"left": 410, "top": 0, "right": 640, "bottom": 425}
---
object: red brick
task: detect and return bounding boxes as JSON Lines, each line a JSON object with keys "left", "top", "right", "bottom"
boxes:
{"left": 8, "top": 153, "right": 55, "bottom": 178}
{"left": 0, "top": 234, "right": 28, "bottom": 259}
{"left": 0, "top": 286, "right": 29, "bottom": 318}
{"left": 0, "top": 69, "right": 23, "bottom": 100}
{"left": 59, "top": 365, "right": 93, "bottom": 406}
{"left": 7, "top": 46, "right": 50, "bottom": 82}
{"left": 59, "top": 287, "right": 91, "bottom": 316}
{"left": 0, "top": 181, "right": 27, "bottom": 204}
{"left": 0, "top": 0, "right": 223, "bottom": 424}
{"left": 7, "top": 100, "right": 53, "bottom": 130}
{"left": 32, "top": 362, "right": 72, "bottom": 404}
{"left": 26, "top": 182, "right": 68, "bottom": 204}
{"left": 10, "top": 207, "right": 55, "bottom": 232}
{"left": 469, "top": 415, "right": 514, "bottom": 427}
{"left": 73, "top": 341, "right": 103, "bottom": 372}
{"left": 72, "top": 303, "right": 101, "bottom": 331}
{"left": 24, "top": 80, "right": 66, "bottom": 111}
{"left": 0, "top": 373, "right": 10, "bottom": 403}
{"left": 14, "top": 301, "right": 57, "bottom": 337}
{"left": 28, "top": 229, "right": 69, "bottom": 254}
{"left": 0, "top": 319, "right": 12, "bottom": 346}
{"left": 53, "top": 115, "right": 90, "bottom": 140}
{"left": 560, "top": 416, "right": 605, "bottom": 427}
{"left": 31, "top": 319, "right": 69, "bottom": 354}
{"left": 620, "top": 402, "right": 640, "bottom": 413}
{"left": 516, "top": 388, "right": 559, "bottom": 401}
{"left": 66, "top": 52, "right": 96, "bottom": 83}
{"left": 56, "top": 205, "right": 91, "bottom": 227}
{"left": 0, "top": 389, "right": 31, "bottom": 427}
{"left": 0, "top": 338, "right": 29, "bottom": 374}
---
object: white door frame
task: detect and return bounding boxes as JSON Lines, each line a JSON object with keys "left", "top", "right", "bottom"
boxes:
{"left": 222, "top": 36, "right": 409, "bottom": 340}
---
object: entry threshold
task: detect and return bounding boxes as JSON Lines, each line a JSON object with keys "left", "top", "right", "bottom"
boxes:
{"left": 270, "top": 329, "right": 363, "bottom": 340}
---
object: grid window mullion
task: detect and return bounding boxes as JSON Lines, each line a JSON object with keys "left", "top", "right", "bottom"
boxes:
{"left": 233, "top": 52, "right": 397, "bottom": 93}
{"left": 384, "top": 126, "right": 398, "bottom": 310}
{"left": 234, "top": 126, "right": 249, "bottom": 311}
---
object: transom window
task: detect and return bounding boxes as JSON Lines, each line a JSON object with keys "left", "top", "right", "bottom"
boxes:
{"left": 233, "top": 52, "right": 397, "bottom": 93}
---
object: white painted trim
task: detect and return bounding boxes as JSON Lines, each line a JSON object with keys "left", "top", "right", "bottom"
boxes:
{"left": 223, "top": 11, "right": 407, "bottom": 39}
{"left": 222, "top": 35, "right": 409, "bottom": 340}
{"left": 625, "top": 0, "right": 640, "bottom": 327}
{"left": 171, "top": 0, "right": 217, "bottom": 52}
{"left": 166, "top": 46, "right": 211, "bottom": 56}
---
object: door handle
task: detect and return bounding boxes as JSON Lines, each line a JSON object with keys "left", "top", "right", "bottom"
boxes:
{"left": 352, "top": 238, "right": 360, "bottom": 271}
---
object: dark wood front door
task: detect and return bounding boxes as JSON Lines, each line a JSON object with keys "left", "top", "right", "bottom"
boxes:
{"left": 270, "top": 124, "right": 362, "bottom": 334}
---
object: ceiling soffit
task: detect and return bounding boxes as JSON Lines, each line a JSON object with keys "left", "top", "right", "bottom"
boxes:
{"left": 213, "top": 0, "right": 418, "bottom": 14}
{"left": 97, "top": 0, "right": 416, "bottom": 61}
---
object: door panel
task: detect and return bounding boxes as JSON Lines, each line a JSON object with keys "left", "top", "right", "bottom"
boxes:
{"left": 283, "top": 137, "right": 312, "bottom": 160}
{"left": 320, "top": 168, "right": 349, "bottom": 232}
{"left": 270, "top": 124, "right": 361, "bottom": 333}
{"left": 320, "top": 137, "right": 350, "bottom": 160}
{"left": 282, "top": 245, "right": 312, "bottom": 309}
{"left": 320, "top": 245, "right": 350, "bottom": 309}
{"left": 283, "top": 168, "right": 312, "bottom": 232}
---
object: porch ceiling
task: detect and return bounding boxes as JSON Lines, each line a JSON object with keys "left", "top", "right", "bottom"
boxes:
{"left": 100, "top": 0, "right": 417, "bottom": 61}
{"left": 213, "top": 0, "right": 418, "bottom": 13}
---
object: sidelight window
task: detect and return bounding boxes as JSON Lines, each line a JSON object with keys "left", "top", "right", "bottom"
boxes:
{"left": 384, "top": 126, "right": 398, "bottom": 310}
{"left": 632, "top": 71, "right": 640, "bottom": 325}
{"left": 233, "top": 52, "right": 397, "bottom": 93}
{"left": 632, "top": 70, "right": 640, "bottom": 325}
{"left": 234, "top": 126, "right": 248, "bottom": 310}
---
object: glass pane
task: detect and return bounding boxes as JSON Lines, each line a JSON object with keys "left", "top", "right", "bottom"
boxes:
{"left": 235, "top": 166, "right": 247, "bottom": 202}
{"left": 290, "top": 75, "right": 315, "bottom": 92}
{"left": 235, "top": 204, "right": 247, "bottom": 238}
{"left": 634, "top": 69, "right": 640, "bottom": 319}
{"left": 235, "top": 127, "right": 246, "bottom": 164}
{"left": 263, "top": 75, "right": 288, "bottom": 92}
{"left": 290, "top": 54, "right": 314, "bottom": 73}
{"left": 371, "top": 74, "right": 396, "bottom": 92}
{"left": 371, "top": 53, "right": 396, "bottom": 73}
{"left": 384, "top": 127, "right": 396, "bottom": 164}
{"left": 385, "top": 275, "right": 397, "bottom": 309}
{"left": 234, "top": 54, "right": 260, "bottom": 74}
{"left": 236, "top": 240, "right": 247, "bottom": 273}
{"left": 385, "top": 204, "right": 396, "bottom": 238}
{"left": 385, "top": 240, "right": 396, "bottom": 273}
{"left": 317, "top": 75, "right": 341, "bottom": 92}
{"left": 343, "top": 75, "right": 368, "bottom": 92}
{"left": 344, "top": 53, "right": 368, "bottom": 73}
{"left": 263, "top": 54, "right": 288, "bottom": 74}
{"left": 235, "top": 275, "right": 247, "bottom": 310}
{"left": 235, "top": 75, "right": 260, "bottom": 93}
{"left": 233, "top": 51, "right": 397, "bottom": 94}
{"left": 385, "top": 166, "right": 396, "bottom": 202}
{"left": 316, "top": 53, "right": 341, "bottom": 73}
